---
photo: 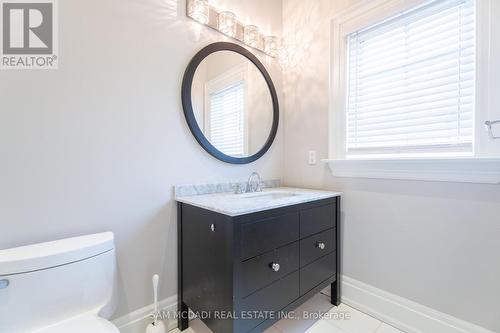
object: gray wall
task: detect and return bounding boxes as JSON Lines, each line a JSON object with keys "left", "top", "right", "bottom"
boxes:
{"left": 0, "top": 0, "right": 283, "bottom": 318}
{"left": 281, "top": 0, "right": 500, "bottom": 331}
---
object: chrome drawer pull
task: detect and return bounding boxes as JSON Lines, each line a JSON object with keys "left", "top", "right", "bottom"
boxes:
{"left": 270, "top": 263, "right": 280, "bottom": 272}
{"left": 316, "top": 242, "right": 326, "bottom": 250}
{"left": 0, "top": 279, "right": 9, "bottom": 289}
{"left": 210, "top": 224, "right": 216, "bottom": 232}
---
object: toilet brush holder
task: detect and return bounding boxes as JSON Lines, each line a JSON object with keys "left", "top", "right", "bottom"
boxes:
{"left": 145, "top": 274, "right": 166, "bottom": 333}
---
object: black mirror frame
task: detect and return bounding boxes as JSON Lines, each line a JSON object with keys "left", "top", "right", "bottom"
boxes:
{"left": 181, "top": 42, "right": 279, "bottom": 164}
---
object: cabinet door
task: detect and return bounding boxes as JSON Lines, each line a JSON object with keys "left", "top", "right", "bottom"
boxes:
{"left": 300, "top": 203, "right": 336, "bottom": 238}
{"left": 240, "top": 212, "right": 299, "bottom": 260}
{"left": 181, "top": 205, "right": 233, "bottom": 320}
{"left": 300, "top": 228, "right": 335, "bottom": 267}
{"left": 300, "top": 252, "right": 336, "bottom": 295}
{"left": 241, "top": 242, "right": 299, "bottom": 297}
{"left": 236, "top": 271, "right": 300, "bottom": 333}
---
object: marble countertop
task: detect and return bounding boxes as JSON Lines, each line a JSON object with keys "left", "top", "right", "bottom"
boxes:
{"left": 175, "top": 187, "right": 342, "bottom": 216}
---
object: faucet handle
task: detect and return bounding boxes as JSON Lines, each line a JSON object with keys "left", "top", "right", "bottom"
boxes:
{"left": 256, "top": 181, "right": 263, "bottom": 192}
{"left": 233, "top": 183, "right": 243, "bottom": 194}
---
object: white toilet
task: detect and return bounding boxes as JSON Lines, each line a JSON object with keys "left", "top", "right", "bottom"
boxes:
{"left": 0, "top": 232, "right": 120, "bottom": 333}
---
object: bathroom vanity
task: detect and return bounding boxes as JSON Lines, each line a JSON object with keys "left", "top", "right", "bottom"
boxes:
{"left": 176, "top": 186, "right": 341, "bottom": 333}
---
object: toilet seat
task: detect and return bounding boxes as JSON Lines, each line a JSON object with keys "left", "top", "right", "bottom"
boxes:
{"left": 35, "top": 314, "right": 119, "bottom": 333}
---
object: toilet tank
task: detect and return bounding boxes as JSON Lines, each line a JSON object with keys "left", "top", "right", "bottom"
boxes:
{"left": 0, "top": 232, "right": 117, "bottom": 333}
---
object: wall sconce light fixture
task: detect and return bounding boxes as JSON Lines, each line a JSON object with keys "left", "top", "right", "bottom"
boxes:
{"left": 264, "top": 36, "right": 279, "bottom": 57}
{"left": 218, "top": 11, "right": 237, "bottom": 37}
{"left": 186, "top": 0, "right": 280, "bottom": 57}
{"left": 187, "top": 0, "right": 210, "bottom": 25}
{"left": 243, "top": 25, "right": 259, "bottom": 48}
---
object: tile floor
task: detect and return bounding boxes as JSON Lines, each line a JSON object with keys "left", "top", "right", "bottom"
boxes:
{"left": 170, "top": 292, "right": 405, "bottom": 333}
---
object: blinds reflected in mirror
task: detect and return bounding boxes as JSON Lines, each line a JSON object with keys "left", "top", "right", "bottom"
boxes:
{"left": 346, "top": 0, "right": 475, "bottom": 157}
{"left": 209, "top": 81, "right": 246, "bottom": 156}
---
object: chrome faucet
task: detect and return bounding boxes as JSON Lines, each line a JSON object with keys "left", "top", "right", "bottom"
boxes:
{"left": 245, "top": 172, "right": 263, "bottom": 193}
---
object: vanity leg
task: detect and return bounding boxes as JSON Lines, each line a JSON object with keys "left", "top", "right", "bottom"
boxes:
{"left": 331, "top": 281, "right": 340, "bottom": 306}
{"left": 178, "top": 301, "right": 189, "bottom": 331}
{"left": 178, "top": 203, "right": 189, "bottom": 331}
{"left": 331, "top": 197, "right": 341, "bottom": 306}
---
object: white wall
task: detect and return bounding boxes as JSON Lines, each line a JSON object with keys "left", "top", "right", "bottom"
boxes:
{"left": 247, "top": 64, "right": 273, "bottom": 153}
{"left": 0, "top": 0, "right": 283, "bottom": 319}
{"left": 282, "top": 0, "right": 500, "bottom": 331}
{"left": 191, "top": 60, "right": 207, "bottom": 129}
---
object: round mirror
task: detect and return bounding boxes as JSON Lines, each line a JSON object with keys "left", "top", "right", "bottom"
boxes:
{"left": 182, "top": 42, "right": 279, "bottom": 164}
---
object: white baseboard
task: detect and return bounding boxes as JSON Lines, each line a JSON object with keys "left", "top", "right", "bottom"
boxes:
{"left": 341, "top": 276, "right": 496, "bottom": 333}
{"left": 112, "top": 295, "right": 178, "bottom": 333}
{"left": 113, "top": 277, "right": 495, "bottom": 333}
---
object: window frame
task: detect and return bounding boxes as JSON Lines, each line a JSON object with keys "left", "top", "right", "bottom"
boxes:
{"left": 345, "top": 0, "right": 476, "bottom": 157}
{"left": 325, "top": 0, "right": 500, "bottom": 183}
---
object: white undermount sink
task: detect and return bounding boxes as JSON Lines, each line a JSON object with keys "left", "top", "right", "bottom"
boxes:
{"left": 240, "top": 191, "right": 301, "bottom": 200}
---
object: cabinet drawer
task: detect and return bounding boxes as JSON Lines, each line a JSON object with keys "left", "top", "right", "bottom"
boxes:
{"left": 300, "top": 228, "right": 335, "bottom": 267}
{"left": 238, "top": 271, "right": 299, "bottom": 333}
{"left": 241, "top": 212, "right": 299, "bottom": 260}
{"left": 241, "top": 242, "right": 299, "bottom": 297}
{"left": 300, "top": 252, "right": 336, "bottom": 295}
{"left": 300, "top": 203, "right": 335, "bottom": 238}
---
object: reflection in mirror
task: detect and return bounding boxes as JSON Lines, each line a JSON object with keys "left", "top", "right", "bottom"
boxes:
{"left": 191, "top": 51, "right": 273, "bottom": 158}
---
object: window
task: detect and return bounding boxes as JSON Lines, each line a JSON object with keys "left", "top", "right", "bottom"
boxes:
{"left": 208, "top": 81, "right": 246, "bottom": 156}
{"left": 346, "top": 0, "right": 475, "bottom": 157}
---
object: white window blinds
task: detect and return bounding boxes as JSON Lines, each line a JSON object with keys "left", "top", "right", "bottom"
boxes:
{"left": 346, "top": 0, "right": 475, "bottom": 156}
{"left": 209, "top": 81, "right": 246, "bottom": 156}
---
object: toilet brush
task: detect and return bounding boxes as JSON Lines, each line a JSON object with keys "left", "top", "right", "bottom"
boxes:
{"left": 145, "top": 274, "right": 166, "bottom": 333}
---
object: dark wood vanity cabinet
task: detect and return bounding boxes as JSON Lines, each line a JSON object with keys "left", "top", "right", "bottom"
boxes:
{"left": 177, "top": 197, "right": 340, "bottom": 333}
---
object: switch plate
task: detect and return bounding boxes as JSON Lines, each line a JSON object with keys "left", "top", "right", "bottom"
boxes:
{"left": 308, "top": 151, "right": 317, "bottom": 165}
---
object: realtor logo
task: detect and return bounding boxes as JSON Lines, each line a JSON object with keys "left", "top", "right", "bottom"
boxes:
{"left": 1, "top": 0, "right": 58, "bottom": 69}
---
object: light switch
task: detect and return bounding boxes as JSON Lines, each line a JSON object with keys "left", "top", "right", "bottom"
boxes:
{"left": 308, "top": 151, "right": 317, "bottom": 165}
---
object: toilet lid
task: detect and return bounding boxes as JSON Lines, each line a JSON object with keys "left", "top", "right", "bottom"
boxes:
{"left": 34, "top": 314, "right": 119, "bottom": 333}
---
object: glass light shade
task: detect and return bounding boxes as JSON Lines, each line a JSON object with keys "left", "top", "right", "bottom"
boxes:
{"left": 218, "top": 11, "right": 237, "bottom": 37}
{"left": 264, "top": 36, "right": 279, "bottom": 57}
{"left": 188, "top": 0, "right": 209, "bottom": 25}
{"left": 243, "top": 25, "right": 259, "bottom": 48}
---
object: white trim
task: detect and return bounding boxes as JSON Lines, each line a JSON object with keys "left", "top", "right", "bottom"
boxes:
{"left": 341, "top": 275, "right": 496, "bottom": 333}
{"left": 323, "top": 157, "right": 500, "bottom": 183}
{"left": 112, "top": 295, "right": 177, "bottom": 333}
{"left": 474, "top": 0, "right": 497, "bottom": 156}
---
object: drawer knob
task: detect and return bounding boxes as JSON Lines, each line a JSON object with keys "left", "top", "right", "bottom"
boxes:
{"left": 210, "top": 224, "right": 216, "bottom": 232}
{"left": 270, "top": 262, "right": 280, "bottom": 272}
{"left": 316, "top": 242, "right": 326, "bottom": 250}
